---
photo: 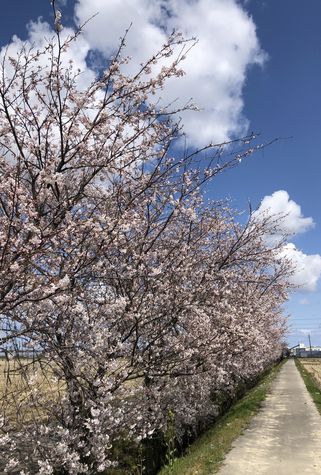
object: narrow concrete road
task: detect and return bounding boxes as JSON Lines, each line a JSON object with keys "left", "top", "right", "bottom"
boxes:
{"left": 218, "top": 359, "right": 321, "bottom": 475}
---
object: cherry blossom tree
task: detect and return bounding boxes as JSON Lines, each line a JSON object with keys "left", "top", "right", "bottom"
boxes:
{"left": 0, "top": 3, "right": 290, "bottom": 474}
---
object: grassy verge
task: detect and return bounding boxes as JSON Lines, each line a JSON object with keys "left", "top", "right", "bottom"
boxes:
{"left": 295, "top": 359, "right": 321, "bottom": 415}
{"left": 158, "top": 362, "right": 284, "bottom": 475}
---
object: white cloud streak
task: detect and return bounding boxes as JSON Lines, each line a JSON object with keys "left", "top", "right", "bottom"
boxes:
{"left": 298, "top": 329, "right": 312, "bottom": 336}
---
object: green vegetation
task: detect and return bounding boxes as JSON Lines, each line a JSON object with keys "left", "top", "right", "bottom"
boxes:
{"left": 295, "top": 359, "right": 321, "bottom": 415}
{"left": 158, "top": 362, "right": 284, "bottom": 475}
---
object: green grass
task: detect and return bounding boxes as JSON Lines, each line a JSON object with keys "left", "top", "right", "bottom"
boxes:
{"left": 158, "top": 362, "right": 284, "bottom": 475}
{"left": 295, "top": 359, "right": 321, "bottom": 415}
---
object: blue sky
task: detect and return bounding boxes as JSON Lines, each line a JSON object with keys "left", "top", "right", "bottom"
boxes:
{"left": 241, "top": 0, "right": 321, "bottom": 346}
{"left": 1, "top": 0, "right": 320, "bottom": 346}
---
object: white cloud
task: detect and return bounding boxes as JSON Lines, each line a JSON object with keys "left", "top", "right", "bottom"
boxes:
{"left": 254, "top": 190, "right": 314, "bottom": 238}
{"left": 254, "top": 191, "right": 321, "bottom": 292}
{"left": 1, "top": 19, "right": 95, "bottom": 91}
{"left": 0, "top": 20, "right": 99, "bottom": 162}
{"left": 3, "top": 1, "right": 266, "bottom": 147}
{"left": 279, "top": 243, "right": 321, "bottom": 292}
{"left": 299, "top": 298, "right": 310, "bottom": 305}
{"left": 74, "top": 0, "right": 266, "bottom": 146}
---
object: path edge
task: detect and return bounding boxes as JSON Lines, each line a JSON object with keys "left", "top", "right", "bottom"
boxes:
{"left": 158, "top": 360, "right": 286, "bottom": 475}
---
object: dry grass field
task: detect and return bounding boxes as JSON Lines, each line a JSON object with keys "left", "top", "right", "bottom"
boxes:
{"left": 0, "top": 356, "right": 140, "bottom": 428}
{"left": 299, "top": 359, "right": 321, "bottom": 389}
{"left": 0, "top": 357, "right": 65, "bottom": 428}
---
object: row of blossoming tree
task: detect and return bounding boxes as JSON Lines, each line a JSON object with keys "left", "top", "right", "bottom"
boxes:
{"left": 0, "top": 4, "right": 290, "bottom": 474}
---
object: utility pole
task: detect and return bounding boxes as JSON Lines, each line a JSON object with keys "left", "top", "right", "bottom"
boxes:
{"left": 308, "top": 334, "right": 313, "bottom": 357}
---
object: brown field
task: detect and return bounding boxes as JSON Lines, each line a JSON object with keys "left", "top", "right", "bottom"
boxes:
{"left": 0, "top": 357, "right": 65, "bottom": 427}
{"left": 299, "top": 359, "right": 321, "bottom": 389}
{"left": 0, "top": 357, "right": 141, "bottom": 427}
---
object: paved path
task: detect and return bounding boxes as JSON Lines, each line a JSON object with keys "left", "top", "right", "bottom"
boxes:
{"left": 218, "top": 359, "right": 321, "bottom": 475}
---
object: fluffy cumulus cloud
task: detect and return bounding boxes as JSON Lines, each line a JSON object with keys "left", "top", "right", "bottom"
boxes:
{"left": 2, "top": 1, "right": 266, "bottom": 146}
{"left": 279, "top": 244, "right": 321, "bottom": 292}
{"left": 254, "top": 190, "right": 314, "bottom": 237}
{"left": 74, "top": 0, "right": 266, "bottom": 146}
{"left": 255, "top": 190, "right": 321, "bottom": 292}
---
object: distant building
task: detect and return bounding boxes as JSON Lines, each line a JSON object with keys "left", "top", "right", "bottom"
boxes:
{"left": 291, "top": 342, "right": 321, "bottom": 358}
